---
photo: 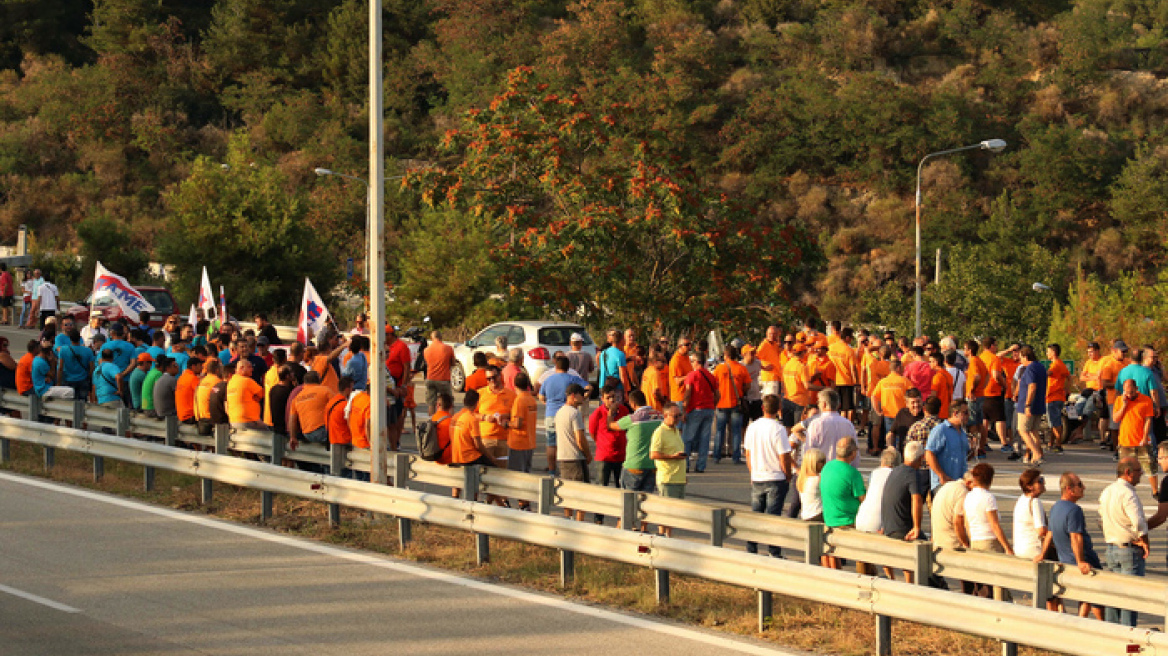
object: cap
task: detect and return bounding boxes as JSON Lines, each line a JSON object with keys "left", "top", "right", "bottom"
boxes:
{"left": 1114, "top": 339, "right": 1129, "bottom": 351}
{"left": 256, "top": 336, "right": 269, "bottom": 346}
{"left": 385, "top": 324, "right": 396, "bottom": 335}
{"left": 793, "top": 344, "right": 807, "bottom": 355}
{"left": 570, "top": 333, "right": 584, "bottom": 343}
{"left": 741, "top": 344, "right": 755, "bottom": 354}
{"left": 137, "top": 353, "right": 153, "bottom": 363}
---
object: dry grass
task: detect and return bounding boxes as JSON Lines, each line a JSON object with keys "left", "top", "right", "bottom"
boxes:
{"left": 2, "top": 441, "right": 1062, "bottom": 656}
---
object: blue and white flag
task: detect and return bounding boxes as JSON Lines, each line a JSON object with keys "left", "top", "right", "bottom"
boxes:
{"left": 297, "top": 278, "right": 330, "bottom": 344}
{"left": 93, "top": 261, "right": 155, "bottom": 323}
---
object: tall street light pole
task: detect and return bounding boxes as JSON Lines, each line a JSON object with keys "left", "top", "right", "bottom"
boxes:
{"left": 914, "top": 138, "right": 1007, "bottom": 338}
{"left": 368, "top": 0, "right": 388, "bottom": 486}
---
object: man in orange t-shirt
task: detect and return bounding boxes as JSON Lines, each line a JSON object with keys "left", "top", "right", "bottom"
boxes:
{"left": 928, "top": 351, "right": 954, "bottom": 419}
{"left": 423, "top": 330, "right": 456, "bottom": 416}
{"left": 1045, "top": 343, "right": 1071, "bottom": 451}
{"left": 1114, "top": 379, "right": 1157, "bottom": 491}
{"left": 872, "top": 358, "right": 911, "bottom": 452}
{"left": 978, "top": 337, "right": 1010, "bottom": 453}
{"left": 507, "top": 372, "right": 539, "bottom": 476}
{"left": 226, "top": 359, "right": 266, "bottom": 430}
{"left": 15, "top": 340, "right": 36, "bottom": 396}
{"left": 429, "top": 391, "right": 454, "bottom": 465}
{"left": 477, "top": 366, "right": 516, "bottom": 461}
{"left": 290, "top": 375, "right": 332, "bottom": 444}
{"left": 963, "top": 340, "right": 989, "bottom": 454}
{"left": 1098, "top": 339, "right": 1131, "bottom": 449}
{"left": 755, "top": 325, "right": 784, "bottom": 398}
{"left": 326, "top": 377, "right": 353, "bottom": 447}
{"left": 640, "top": 352, "right": 669, "bottom": 412}
{"left": 450, "top": 389, "right": 500, "bottom": 473}
{"left": 175, "top": 357, "right": 203, "bottom": 424}
{"left": 712, "top": 345, "right": 751, "bottom": 463}
{"left": 827, "top": 323, "right": 860, "bottom": 422}
{"left": 781, "top": 345, "right": 813, "bottom": 426}
{"left": 668, "top": 338, "right": 694, "bottom": 405}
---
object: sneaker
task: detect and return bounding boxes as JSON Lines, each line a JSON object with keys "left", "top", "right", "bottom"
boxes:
{"left": 1100, "top": 442, "right": 1111, "bottom": 450}
{"left": 977, "top": 451, "right": 988, "bottom": 459}
{"left": 1007, "top": 452, "right": 1022, "bottom": 461}
{"left": 1000, "top": 445, "right": 1014, "bottom": 454}
{"left": 1032, "top": 458, "right": 1045, "bottom": 467}
{"left": 1052, "top": 445, "right": 1064, "bottom": 453}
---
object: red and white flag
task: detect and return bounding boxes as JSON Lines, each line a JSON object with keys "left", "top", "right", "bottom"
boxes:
{"left": 296, "top": 278, "right": 330, "bottom": 344}
{"left": 197, "top": 267, "right": 216, "bottom": 317}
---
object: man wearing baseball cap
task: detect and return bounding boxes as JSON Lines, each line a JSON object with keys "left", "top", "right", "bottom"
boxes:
{"left": 1098, "top": 339, "right": 1132, "bottom": 451}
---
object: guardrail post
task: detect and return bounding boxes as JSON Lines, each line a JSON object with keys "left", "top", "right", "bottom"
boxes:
{"left": 476, "top": 533, "right": 490, "bottom": 566}
{"left": 463, "top": 464, "right": 481, "bottom": 503}
{"left": 214, "top": 424, "right": 229, "bottom": 455}
{"left": 260, "top": 432, "right": 285, "bottom": 522}
{"left": 72, "top": 399, "right": 85, "bottom": 429}
{"left": 757, "top": 590, "right": 773, "bottom": 633}
{"left": 394, "top": 453, "right": 412, "bottom": 549}
{"left": 116, "top": 407, "right": 130, "bottom": 437}
{"left": 875, "top": 615, "right": 892, "bottom": 656}
{"left": 165, "top": 415, "right": 179, "bottom": 447}
{"left": 28, "top": 393, "right": 41, "bottom": 423}
{"left": 0, "top": 434, "right": 8, "bottom": 464}
{"left": 1032, "top": 561, "right": 1054, "bottom": 609}
{"left": 805, "top": 523, "right": 825, "bottom": 565}
{"left": 655, "top": 569, "right": 670, "bottom": 604}
{"left": 538, "top": 477, "right": 555, "bottom": 515}
{"left": 328, "top": 444, "right": 347, "bottom": 528}
{"left": 93, "top": 453, "right": 104, "bottom": 482}
{"left": 710, "top": 508, "right": 728, "bottom": 547}
{"left": 621, "top": 491, "right": 638, "bottom": 531}
{"left": 994, "top": 584, "right": 1016, "bottom": 656}
{"left": 914, "top": 541, "right": 932, "bottom": 585}
{"left": 560, "top": 549, "right": 575, "bottom": 587}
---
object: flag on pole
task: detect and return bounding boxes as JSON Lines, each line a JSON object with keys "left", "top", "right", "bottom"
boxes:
{"left": 197, "top": 267, "right": 216, "bottom": 317}
{"left": 297, "top": 278, "right": 330, "bottom": 345}
{"left": 188, "top": 303, "right": 198, "bottom": 327}
{"left": 219, "top": 285, "right": 227, "bottom": 323}
{"left": 92, "top": 261, "right": 155, "bottom": 323}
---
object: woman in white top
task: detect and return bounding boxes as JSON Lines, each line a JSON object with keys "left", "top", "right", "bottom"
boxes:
{"left": 963, "top": 463, "right": 1012, "bottom": 554}
{"left": 1013, "top": 468, "right": 1048, "bottom": 560}
{"left": 797, "top": 448, "right": 827, "bottom": 522}
{"left": 856, "top": 448, "right": 901, "bottom": 533}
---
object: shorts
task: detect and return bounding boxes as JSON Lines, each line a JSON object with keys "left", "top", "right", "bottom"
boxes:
{"left": 1118, "top": 445, "right": 1158, "bottom": 476}
{"left": 971, "top": 539, "right": 1005, "bottom": 554}
{"left": 837, "top": 385, "right": 856, "bottom": 412}
{"left": 760, "top": 381, "right": 781, "bottom": 398}
{"left": 544, "top": 416, "right": 557, "bottom": 449}
{"left": 387, "top": 395, "right": 403, "bottom": 425}
{"left": 983, "top": 395, "right": 1005, "bottom": 423}
{"left": 303, "top": 426, "right": 328, "bottom": 444}
{"left": 0, "top": 296, "right": 12, "bottom": 308}
{"left": 1046, "top": 401, "right": 1065, "bottom": 428}
{"left": 558, "top": 459, "right": 590, "bottom": 483}
{"left": 482, "top": 438, "right": 509, "bottom": 460}
{"left": 455, "top": 455, "right": 494, "bottom": 467}
{"left": 425, "top": 380, "right": 452, "bottom": 410}
{"left": 781, "top": 400, "right": 803, "bottom": 429}
{"left": 968, "top": 397, "right": 984, "bottom": 427}
{"left": 658, "top": 483, "right": 686, "bottom": 499}
{"left": 1016, "top": 412, "right": 1042, "bottom": 434}
{"left": 621, "top": 468, "right": 656, "bottom": 492}
{"left": 403, "top": 383, "right": 416, "bottom": 409}
{"left": 507, "top": 448, "right": 534, "bottom": 473}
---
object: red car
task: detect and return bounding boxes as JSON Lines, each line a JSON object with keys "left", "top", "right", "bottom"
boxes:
{"left": 66, "top": 286, "right": 178, "bottom": 329}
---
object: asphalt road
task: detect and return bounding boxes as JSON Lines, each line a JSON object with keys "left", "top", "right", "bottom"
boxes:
{"left": 0, "top": 472, "right": 803, "bottom": 656}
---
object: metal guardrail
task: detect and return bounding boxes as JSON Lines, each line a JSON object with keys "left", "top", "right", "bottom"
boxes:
{"left": 4, "top": 390, "right": 1168, "bottom": 642}
{"left": 0, "top": 417, "right": 1164, "bottom": 656}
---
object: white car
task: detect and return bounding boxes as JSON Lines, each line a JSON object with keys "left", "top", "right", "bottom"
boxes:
{"left": 450, "top": 321, "right": 597, "bottom": 392}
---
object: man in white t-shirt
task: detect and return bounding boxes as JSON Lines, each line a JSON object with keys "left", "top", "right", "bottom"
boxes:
{"left": 743, "top": 394, "right": 794, "bottom": 557}
{"left": 37, "top": 278, "right": 59, "bottom": 329}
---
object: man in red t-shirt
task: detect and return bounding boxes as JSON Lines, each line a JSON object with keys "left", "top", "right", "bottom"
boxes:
{"left": 384, "top": 326, "right": 413, "bottom": 450}
{"left": 0, "top": 263, "right": 13, "bottom": 326}
{"left": 681, "top": 351, "right": 718, "bottom": 473}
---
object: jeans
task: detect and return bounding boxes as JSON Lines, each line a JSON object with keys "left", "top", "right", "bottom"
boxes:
{"left": 883, "top": 417, "right": 895, "bottom": 451}
{"left": 714, "top": 408, "right": 744, "bottom": 462}
{"left": 682, "top": 407, "right": 715, "bottom": 472}
{"left": 1105, "top": 545, "right": 1145, "bottom": 626}
{"left": 747, "top": 480, "right": 789, "bottom": 556}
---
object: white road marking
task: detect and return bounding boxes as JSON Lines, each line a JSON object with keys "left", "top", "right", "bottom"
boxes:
{"left": 0, "top": 583, "right": 81, "bottom": 613}
{"left": 0, "top": 471, "right": 805, "bottom": 656}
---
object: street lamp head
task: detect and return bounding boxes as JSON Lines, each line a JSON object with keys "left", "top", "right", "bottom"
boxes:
{"left": 314, "top": 168, "right": 334, "bottom": 176}
{"left": 980, "top": 139, "right": 1007, "bottom": 153}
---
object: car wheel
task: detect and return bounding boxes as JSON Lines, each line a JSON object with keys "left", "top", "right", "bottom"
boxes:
{"left": 451, "top": 362, "right": 466, "bottom": 393}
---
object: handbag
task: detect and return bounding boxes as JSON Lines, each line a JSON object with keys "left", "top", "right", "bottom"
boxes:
{"left": 725, "top": 363, "right": 749, "bottom": 415}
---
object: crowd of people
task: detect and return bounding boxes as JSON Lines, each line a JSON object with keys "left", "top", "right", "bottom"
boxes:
{"left": 8, "top": 307, "right": 1165, "bottom": 623}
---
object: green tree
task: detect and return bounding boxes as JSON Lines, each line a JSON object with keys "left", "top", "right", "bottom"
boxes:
{"left": 76, "top": 212, "right": 149, "bottom": 283}
{"left": 158, "top": 133, "right": 340, "bottom": 314}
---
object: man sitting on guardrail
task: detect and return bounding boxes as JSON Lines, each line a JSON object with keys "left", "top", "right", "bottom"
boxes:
{"left": 881, "top": 441, "right": 926, "bottom": 582}
{"left": 152, "top": 357, "right": 180, "bottom": 420}
{"left": 31, "top": 340, "right": 72, "bottom": 401}
{"left": 820, "top": 436, "right": 866, "bottom": 571}
{"left": 1039, "top": 472, "right": 1104, "bottom": 619}
{"left": 227, "top": 359, "right": 268, "bottom": 431}
{"left": 93, "top": 349, "right": 125, "bottom": 409}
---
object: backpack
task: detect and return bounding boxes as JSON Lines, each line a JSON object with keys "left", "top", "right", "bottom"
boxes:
{"left": 418, "top": 414, "right": 451, "bottom": 461}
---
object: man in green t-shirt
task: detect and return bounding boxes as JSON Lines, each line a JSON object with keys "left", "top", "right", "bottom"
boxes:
{"left": 819, "top": 436, "right": 865, "bottom": 570}
{"left": 140, "top": 355, "right": 168, "bottom": 416}
{"left": 617, "top": 390, "right": 661, "bottom": 532}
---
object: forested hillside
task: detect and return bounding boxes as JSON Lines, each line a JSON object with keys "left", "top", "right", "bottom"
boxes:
{"left": 2, "top": 0, "right": 1167, "bottom": 346}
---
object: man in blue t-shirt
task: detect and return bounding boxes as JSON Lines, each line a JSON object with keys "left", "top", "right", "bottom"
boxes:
{"left": 1044, "top": 471, "right": 1103, "bottom": 618}
{"left": 105, "top": 324, "right": 137, "bottom": 371}
{"left": 597, "top": 329, "right": 631, "bottom": 402}
{"left": 925, "top": 399, "right": 971, "bottom": 492}
{"left": 57, "top": 331, "right": 94, "bottom": 398}
{"left": 1014, "top": 346, "right": 1048, "bottom": 465}
{"left": 92, "top": 349, "right": 124, "bottom": 407}
{"left": 538, "top": 355, "right": 591, "bottom": 469}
